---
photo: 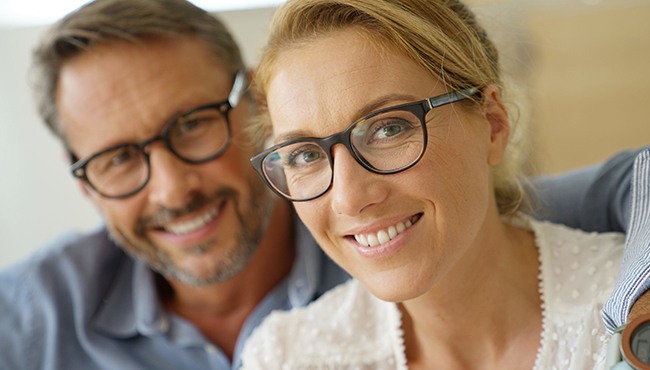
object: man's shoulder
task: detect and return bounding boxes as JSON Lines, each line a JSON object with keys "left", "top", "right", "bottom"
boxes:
{"left": 2, "top": 227, "right": 123, "bottom": 280}
{"left": 0, "top": 227, "right": 130, "bottom": 311}
{"left": 0, "top": 227, "right": 135, "bottom": 368}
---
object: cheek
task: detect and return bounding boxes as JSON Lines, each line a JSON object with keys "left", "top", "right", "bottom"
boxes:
{"left": 416, "top": 127, "right": 493, "bottom": 215}
{"left": 93, "top": 196, "right": 144, "bottom": 235}
{"left": 294, "top": 201, "right": 341, "bottom": 252}
{"left": 294, "top": 202, "right": 326, "bottom": 236}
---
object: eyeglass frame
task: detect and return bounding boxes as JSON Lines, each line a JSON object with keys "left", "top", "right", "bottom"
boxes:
{"left": 68, "top": 70, "right": 248, "bottom": 199}
{"left": 250, "top": 86, "right": 479, "bottom": 202}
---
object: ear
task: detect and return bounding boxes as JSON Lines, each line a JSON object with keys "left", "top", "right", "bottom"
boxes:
{"left": 481, "top": 85, "right": 509, "bottom": 166}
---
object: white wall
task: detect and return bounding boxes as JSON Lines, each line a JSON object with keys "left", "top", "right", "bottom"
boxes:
{"left": 0, "top": 8, "right": 275, "bottom": 267}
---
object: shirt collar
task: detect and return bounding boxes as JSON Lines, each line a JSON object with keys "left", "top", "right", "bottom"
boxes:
{"left": 92, "top": 255, "right": 170, "bottom": 338}
{"left": 286, "top": 212, "right": 323, "bottom": 307}
{"left": 92, "top": 211, "right": 325, "bottom": 337}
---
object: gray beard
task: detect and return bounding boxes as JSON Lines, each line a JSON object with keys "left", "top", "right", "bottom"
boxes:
{"left": 108, "top": 180, "right": 275, "bottom": 286}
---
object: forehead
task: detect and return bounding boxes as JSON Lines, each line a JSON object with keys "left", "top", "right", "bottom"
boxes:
{"left": 266, "top": 29, "right": 441, "bottom": 140}
{"left": 57, "top": 36, "right": 232, "bottom": 155}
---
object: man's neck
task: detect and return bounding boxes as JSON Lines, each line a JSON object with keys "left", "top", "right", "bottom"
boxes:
{"left": 161, "top": 199, "right": 296, "bottom": 359}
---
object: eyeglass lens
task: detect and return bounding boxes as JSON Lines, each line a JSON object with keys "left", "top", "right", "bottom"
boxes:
{"left": 84, "top": 106, "right": 230, "bottom": 198}
{"left": 260, "top": 106, "right": 425, "bottom": 201}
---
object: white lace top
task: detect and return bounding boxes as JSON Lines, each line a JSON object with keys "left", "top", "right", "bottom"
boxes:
{"left": 241, "top": 220, "right": 625, "bottom": 369}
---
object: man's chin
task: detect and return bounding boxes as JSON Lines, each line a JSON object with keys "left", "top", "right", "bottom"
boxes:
{"left": 159, "top": 250, "right": 252, "bottom": 286}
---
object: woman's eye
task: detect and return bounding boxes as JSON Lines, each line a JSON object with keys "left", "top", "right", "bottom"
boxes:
{"left": 377, "top": 122, "right": 405, "bottom": 139}
{"left": 286, "top": 145, "right": 324, "bottom": 167}
{"left": 368, "top": 119, "right": 413, "bottom": 143}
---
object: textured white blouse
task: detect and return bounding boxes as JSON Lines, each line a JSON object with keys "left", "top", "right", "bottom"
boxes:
{"left": 241, "top": 219, "right": 625, "bottom": 369}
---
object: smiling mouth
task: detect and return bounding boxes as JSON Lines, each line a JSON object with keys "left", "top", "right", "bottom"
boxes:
{"left": 163, "top": 205, "right": 220, "bottom": 235}
{"left": 353, "top": 213, "right": 422, "bottom": 247}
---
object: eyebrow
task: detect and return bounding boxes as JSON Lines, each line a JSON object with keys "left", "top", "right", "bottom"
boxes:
{"left": 273, "top": 93, "right": 420, "bottom": 144}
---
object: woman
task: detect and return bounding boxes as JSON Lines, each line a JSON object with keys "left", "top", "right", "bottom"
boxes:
{"left": 242, "top": 0, "right": 624, "bottom": 368}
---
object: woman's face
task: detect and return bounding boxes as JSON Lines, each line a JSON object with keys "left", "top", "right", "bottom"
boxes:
{"left": 265, "top": 29, "right": 509, "bottom": 301}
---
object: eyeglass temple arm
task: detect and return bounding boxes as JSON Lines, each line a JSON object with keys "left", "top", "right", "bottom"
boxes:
{"left": 426, "top": 86, "right": 480, "bottom": 109}
{"left": 228, "top": 70, "right": 247, "bottom": 108}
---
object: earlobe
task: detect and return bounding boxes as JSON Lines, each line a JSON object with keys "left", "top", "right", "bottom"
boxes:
{"left": 481, "top": 85, "right": 510, "bottom": 166}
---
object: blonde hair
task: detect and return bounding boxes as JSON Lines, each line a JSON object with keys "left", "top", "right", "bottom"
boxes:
{"left": 255, "top": 0, "right": 529, "bottom": 214}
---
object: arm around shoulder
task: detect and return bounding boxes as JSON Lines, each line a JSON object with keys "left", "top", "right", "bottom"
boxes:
{"left": 532, "top": 146, "right": 647, "bottom": 232}
{"left": 603, "top": 148, "right": 650, "bottom": 331}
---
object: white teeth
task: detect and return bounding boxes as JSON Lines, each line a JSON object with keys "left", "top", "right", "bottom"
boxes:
{"left": 354, "top": 218, "right": 415, "bottom": 248}
{"left": 367, "top": 234, "right": 379, "bottom": 247}
{"left": 164, "top": 207, "right": 219, "bottom": 235}
{"left": 388, "top": 226, "right": 397, "bottom": 239}
{"left": 377, "top": 230, "right": 390, "bottom": 245}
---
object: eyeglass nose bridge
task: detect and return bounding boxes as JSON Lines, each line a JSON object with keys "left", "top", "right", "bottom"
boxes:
{"left": 138, "top": 126, "right": 193, "bottom": 165}
{"left": 138, "top": 132, "right": 171, "bottom": 155}
{"left": 317, "top": 123, "right": 378, "bottom": 175}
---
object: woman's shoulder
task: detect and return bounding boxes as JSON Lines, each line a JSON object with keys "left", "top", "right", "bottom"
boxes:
{"left": 532, "top": 218, "right": 625, "bottom": 305}
{"left": 530, "top": 219, "right": 624, "bottom": 369}
{"left": 241, "top": 279, "right": 406, "bottom": 369}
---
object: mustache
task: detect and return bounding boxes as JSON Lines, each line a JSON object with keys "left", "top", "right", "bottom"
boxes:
{"left": 136, "top": 188, "right": 238, "bottom": 233}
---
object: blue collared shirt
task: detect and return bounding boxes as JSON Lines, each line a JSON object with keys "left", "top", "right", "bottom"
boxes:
{"left": 0, "top": 214, "right": 348, "bottom": 370}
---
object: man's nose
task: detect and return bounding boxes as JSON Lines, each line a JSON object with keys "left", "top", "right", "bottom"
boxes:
{"left": 145, "top": 143, "right": 201, "bottom": 208}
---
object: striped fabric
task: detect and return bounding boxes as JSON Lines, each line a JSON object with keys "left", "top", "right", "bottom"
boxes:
{"left": 603, "top": 149, "right": 650, "bottom": 331}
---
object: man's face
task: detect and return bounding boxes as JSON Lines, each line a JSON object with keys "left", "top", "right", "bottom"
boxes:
{"left": 57, "top": 37, "right": 274, "bottom": 285}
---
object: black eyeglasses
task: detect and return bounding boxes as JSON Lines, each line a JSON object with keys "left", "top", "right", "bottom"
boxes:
{"left": 69, "top": 71, "right": 247, "bottom": 199}
{"left": 250, "top": 87, "right": 478, "bottom": 202}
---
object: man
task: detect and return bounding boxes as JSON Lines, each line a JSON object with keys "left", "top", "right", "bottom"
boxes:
{"left": 0, "top": 0, "right": 646, "bottom": 369}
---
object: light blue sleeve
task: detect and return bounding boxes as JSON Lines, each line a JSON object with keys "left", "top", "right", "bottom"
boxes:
{"left": 602, "top": 149, "right": 650, "bottom": 331}
{"left": 532, "top": 148, "right": 641, "bottom": 233}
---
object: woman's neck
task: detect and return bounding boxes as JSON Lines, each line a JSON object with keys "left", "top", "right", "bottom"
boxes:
{"left": 401, "top": 219, "right": 542, "bottom": 370}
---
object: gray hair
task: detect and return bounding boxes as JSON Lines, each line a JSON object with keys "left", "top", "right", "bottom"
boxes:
{"left": 31, "top": 0, "right": 245, "bottom": 141}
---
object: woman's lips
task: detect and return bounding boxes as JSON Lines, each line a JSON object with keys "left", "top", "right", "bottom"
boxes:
{"left": 352, "top": 213, "right": 422, "bottom": 247}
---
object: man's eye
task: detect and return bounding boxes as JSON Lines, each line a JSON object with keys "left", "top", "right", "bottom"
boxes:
{"left": 110, "top": 149, "right": 137, "bottom": 166}
{"left": 91, "top": 147, "right": 141, "bottom": 175}
{"left": 178, "top": 118, "right": 204, "bottom": 134}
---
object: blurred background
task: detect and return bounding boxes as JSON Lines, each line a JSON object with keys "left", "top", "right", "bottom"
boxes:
{"left": 1, "top": 0, "right": 649, "bottom": 267}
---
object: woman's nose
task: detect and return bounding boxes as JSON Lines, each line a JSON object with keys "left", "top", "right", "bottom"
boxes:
{"left": 328, "top": 145, "right": 387, "bottom": 216}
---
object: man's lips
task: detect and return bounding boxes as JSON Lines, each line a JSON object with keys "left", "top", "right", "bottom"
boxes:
{"left": 162, "top": 205, "right": 221, "bottom": 235}
{"left": 352, "top": 213, "right": 422, "bottom": 247}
